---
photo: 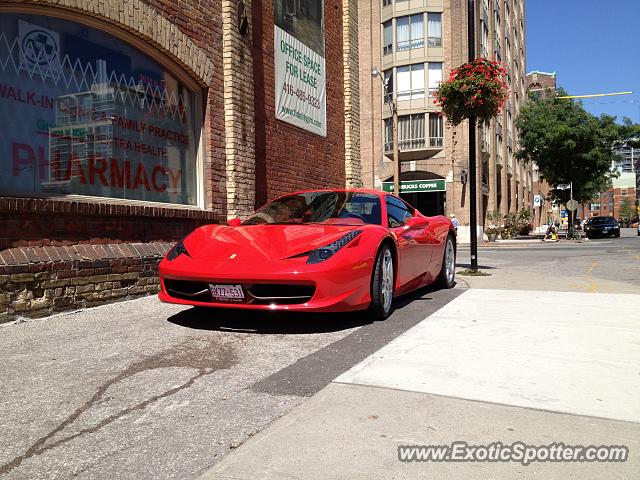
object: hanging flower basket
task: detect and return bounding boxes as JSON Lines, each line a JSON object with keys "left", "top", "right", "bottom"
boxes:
{"left": 434, "top": 58, "right": 509, "bottom": 126}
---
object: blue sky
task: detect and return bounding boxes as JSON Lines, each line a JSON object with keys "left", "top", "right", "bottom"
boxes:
{"left": 526, "top": 0, "right": 640, "bottom": 124}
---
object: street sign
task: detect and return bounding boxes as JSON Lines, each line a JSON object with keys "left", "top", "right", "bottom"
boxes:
{"left": 533, "top": 194, "right": 542, "bottom": 207}
{"left": 557, "top": 184, "right": 571, "bottom": 190}
{"left": 381, "top": 179, "right": 446, "bottom": 194}
{"left": 566, "top": 199, "right": 579, "bottom": 211}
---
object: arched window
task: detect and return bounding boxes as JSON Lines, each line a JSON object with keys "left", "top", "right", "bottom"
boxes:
{"left": 528, "top": 82, "right": 543, "bottom": 99}
{"left": 0, "top": 13, "right": 201, "bottom": 205}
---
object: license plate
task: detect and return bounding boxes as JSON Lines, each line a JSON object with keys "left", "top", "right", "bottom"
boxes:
{"left": 209, "top": 284, "right": 245, "bottom": 301}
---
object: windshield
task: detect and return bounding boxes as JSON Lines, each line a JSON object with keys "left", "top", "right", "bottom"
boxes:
{"left": 588, "top": 217, "right": 617, "bottom": 225}
{"left": 243, "top": 191, "right": 382, "bottom": 226}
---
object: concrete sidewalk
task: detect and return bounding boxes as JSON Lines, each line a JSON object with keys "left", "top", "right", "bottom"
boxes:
{"left": 200, "top": 289, "right": 640, "bottom": 479}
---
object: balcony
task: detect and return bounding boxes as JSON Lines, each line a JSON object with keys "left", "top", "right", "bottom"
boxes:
{"left": 384, "top": 136, "right": 444, "bottom": 160}
{"left": 384, "top": 112, "right": 444, "bottom": 160}
{"left": 429, "top": 137, "right": 443, "bottom": 147}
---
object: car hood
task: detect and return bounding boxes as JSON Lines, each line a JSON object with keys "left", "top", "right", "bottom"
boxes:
{"left": 185, "top": 223, "right": 366, "bottom": 263}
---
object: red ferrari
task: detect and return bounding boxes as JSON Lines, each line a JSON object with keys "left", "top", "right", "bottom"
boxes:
{"left": 158, "top": 189, "right": 456, "bottom": 320}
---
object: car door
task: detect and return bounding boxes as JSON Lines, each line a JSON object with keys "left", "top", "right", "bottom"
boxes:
{"left": 385, "top": 195, "right": 433, "bottom": 288}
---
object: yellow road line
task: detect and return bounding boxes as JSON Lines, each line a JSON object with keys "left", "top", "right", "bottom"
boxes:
{"left": 588, "top": 261, "right": 598, "bottom": 273}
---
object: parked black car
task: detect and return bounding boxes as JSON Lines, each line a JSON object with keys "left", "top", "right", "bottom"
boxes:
{"left": 584, "top": 216, "right": 621, "bottom": 238}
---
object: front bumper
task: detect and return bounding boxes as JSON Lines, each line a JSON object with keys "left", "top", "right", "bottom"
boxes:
{"left": 158, "top": 256, "right": 375, "bottom": 312}
{"left": 585, "top": 228, "right": 619, "bottom": 237}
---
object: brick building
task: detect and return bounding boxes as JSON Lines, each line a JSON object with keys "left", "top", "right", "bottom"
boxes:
{"left": 359, "top": 0, "right": 530, "bottom": 243}
{"left": 0, "top": 0, "right": 360, "bottom": 320}
{"left": 525, "top": 70, "right": 555, "bottom": 230}
{"left": 526, "top": 70, "right": 556, "bottom": 99}
{"left": 580, "top": 172, "right": 638, "bottom": 224}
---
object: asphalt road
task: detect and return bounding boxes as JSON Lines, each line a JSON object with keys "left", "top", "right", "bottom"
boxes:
{"left": 457, "top": 229, "right": 640, "bottom": 293}
{"left": 0, "top": 283, "right": 460, "bottom": 479}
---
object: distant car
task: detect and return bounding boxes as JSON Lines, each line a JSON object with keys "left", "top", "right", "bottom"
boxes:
{"left": 584, "top": 216, "right": 621, "bottom": 238}
{"left": 159, "top": 189, "right": 457, "bottom": 320}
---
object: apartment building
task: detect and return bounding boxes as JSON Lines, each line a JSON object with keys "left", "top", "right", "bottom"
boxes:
{"left": 614, "top": 140, "right": 638, "bottom": 174}
{"left": 360, "top": 0, "right": 529, "bottom": 242}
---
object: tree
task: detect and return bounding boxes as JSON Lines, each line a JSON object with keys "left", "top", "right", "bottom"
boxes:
{"left": 619, "top": 196, "right": 634, "bottom": 226}
{"left": 515, "top": 88, "right": 621, "bottom": 205}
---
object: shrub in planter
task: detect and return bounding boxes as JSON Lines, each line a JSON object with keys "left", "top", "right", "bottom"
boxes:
{"left": 517, "top": 208, "right": 533, "bottom": 235}
{"left": 485, "top": 227, "right": 499, "bottom": 241}
{"left": 434, "top": 58, "right": 509, "bottom": 126}
{"left": 485, "top": 209, "right": 502, "bottom": 241}
{"left": 502, "top": 212, "right": 518, "bottom": 238}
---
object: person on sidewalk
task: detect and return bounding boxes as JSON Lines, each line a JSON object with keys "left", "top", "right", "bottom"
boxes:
{"left": 449, "top": 214, "right": 459, "bottom": 232}
{"left": 543, "top": 222, "right": 558, "bottom": 242}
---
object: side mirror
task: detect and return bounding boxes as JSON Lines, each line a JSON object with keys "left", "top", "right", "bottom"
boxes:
{"left": 405, "top": 216, "right": 427, "bottom": 227}
{"left": 227, "top": 218, "right": 242, "bottom": 227}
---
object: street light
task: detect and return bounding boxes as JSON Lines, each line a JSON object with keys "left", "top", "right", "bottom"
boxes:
{"left": 371, "top": 66, "right": 400, "bottom": 197}
{"left": 557, "top": 181, "right": 578, "bottom": 236}
{"left": 467, "top": 0, "right": 479, "bottom": 270}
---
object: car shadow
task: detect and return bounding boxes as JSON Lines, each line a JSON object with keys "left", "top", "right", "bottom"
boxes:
{"left": 166, "top": 306, "right": 375, "bottom": 334}
{"left": 391, "top": 283, "right": 444, "bottom": 310}
{"left": 167, "top": 283, "right": 454, "bottom": 334}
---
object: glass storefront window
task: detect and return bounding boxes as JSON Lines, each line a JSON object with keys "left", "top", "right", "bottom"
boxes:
{"left": 0, "top": 13, "right": 200, "bottom": 205}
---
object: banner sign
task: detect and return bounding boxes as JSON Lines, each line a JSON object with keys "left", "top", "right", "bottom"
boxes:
{"left": 274, "top": 0, "right": 326, "bottom": 136}
{"left": 382, "top": 180, "right": 446, "bottom": 194}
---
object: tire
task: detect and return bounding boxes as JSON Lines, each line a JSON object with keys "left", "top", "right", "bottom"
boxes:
{"left": 368, "top": 245, "right": 394, "bottom": 321}
{"left": 615, "top": 231, "right": 620, "bottom": 238}
{"left": 436, "top": 235, "right": 456, "bottom": 289}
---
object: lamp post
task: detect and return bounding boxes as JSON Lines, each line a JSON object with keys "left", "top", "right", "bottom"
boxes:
{"left": 371, "top": 67, "right": 400, "bottom": 197}
{"left": 467, "top": 0, "right": 478, "bottom": 270}
{"left": 557, "top": 181, "right": 576, "bottom": 235}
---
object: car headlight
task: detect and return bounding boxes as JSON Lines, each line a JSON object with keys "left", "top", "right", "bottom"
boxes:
{"left": 166, "top": 239, "right": 190, "bottom": 261}
{"left": 306, "top": 230, "right": 362, "bottom": 264}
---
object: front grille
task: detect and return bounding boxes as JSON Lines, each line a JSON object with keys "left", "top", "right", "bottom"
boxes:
{"left": 247, "top": 284, "right": 315, "bottom": 305}
{"left": 164, "top": 279, "right": 315, "bottom": 305}
{"left": 164, "top": 279, "right": 211, "bottom": 301}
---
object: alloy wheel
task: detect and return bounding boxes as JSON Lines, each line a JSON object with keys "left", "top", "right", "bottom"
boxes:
{"left": 445, "top": 239, "right": 455, "bottom": 285}
{"left": 381, "top": 249, "right": 394, "bottom": 313}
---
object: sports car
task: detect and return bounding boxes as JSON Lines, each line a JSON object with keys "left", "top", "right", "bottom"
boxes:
{"left": 158, "top": 189, "right": 456, "bottom": 320}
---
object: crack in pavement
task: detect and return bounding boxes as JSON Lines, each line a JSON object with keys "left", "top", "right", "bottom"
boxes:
{"left": 0, "top": 336, "right": 237, "bottom": 476}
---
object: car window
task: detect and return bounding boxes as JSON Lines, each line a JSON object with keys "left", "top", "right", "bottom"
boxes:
{"left": 386, "top": 195, "right": 413, "bottom": 228}
{"left": 589, "top": 217, "right": 617, "bottom": 226}
{"left": 243, "top": 191, "right": 382, "bottom": 225}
